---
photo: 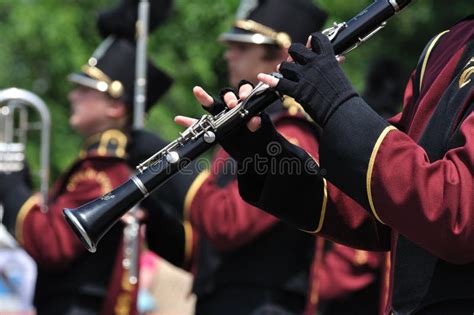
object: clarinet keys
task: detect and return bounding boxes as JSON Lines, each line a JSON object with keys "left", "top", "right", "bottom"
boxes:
{"left": 166, "top": 151, "right": 180, "bottom": 164}
{"left": 203, "top": 131, "right": 216, "bottom": 143}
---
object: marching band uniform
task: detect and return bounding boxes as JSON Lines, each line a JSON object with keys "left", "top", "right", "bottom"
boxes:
{"left": 224, "top": 16, "right": 474, "bottom": 314}
{"left": 19, "top": 131, "right": 134, "bottom": 315}
{"left": 0, "top": 36, "right": 178, "bottom": 314}
{"left": 179, "top": 1, "right": 322, "bottom": 313}
{"left": 158, "top": 1, "right": 387, "bottom": 313}
{"left": 188, "top": 103, "right": 316, "bottom": 314}
{"left": 313, "top": 242, "right": 388, "bottom": 315}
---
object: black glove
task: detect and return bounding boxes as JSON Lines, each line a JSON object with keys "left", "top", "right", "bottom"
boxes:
{"left": 0, "top": 169, "right": 32, "bottom": 234}
{"left": 126, "top": 128, "right": 167, "bottom": 168}
{"left": 276, "top": 32, "right": 358, "bottom": 127}
{"left": 201, "top": 83, "right": 283, "bottom": 163}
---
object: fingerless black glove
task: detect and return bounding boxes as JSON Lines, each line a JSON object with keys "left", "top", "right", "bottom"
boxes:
{"left": 202, "top": 83, "right": 283, "bottom": 163}
{"left": 276, "top": 32, "right": 358, "bottom": 127}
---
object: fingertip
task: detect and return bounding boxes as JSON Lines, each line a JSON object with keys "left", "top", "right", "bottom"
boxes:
{"left": 258, "top": 73, "right": 278, "bottom": 87}
{"left": 195, "top": 86, "right": 207, "bottom": 95}
{"left": 257, "top": 73, "right": 271, "bottom": 81}
{"left": 228, "top": 99, "right": 238, "bottom": 109}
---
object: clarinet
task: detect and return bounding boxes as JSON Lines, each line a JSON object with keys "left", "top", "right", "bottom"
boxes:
{"left": 63, "top": 0, "right": 413, "bottom": 253}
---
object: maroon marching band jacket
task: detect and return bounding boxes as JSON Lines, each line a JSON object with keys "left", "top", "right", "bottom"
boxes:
{"left": 235, "top": 17, "right": 473, "bottom": 314}
{"left": 13, "top": 129, "right": 139, "bottom": 315}
{"left": 185, "top": 107, "right": 386, "bottom": 314}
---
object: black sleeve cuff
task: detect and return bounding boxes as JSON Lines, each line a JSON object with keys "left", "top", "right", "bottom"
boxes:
{"left": 319, "top": 96, "right": 391, "bottom": 213}
{"left": 237, "top": 127, "right": 326, "bottom": 232}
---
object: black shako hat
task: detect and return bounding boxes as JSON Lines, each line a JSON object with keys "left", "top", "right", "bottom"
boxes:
{"left": 96, "top": 0, "right": 173, "bottom": 42}
{"left": 68, "top": 37, "right": 172, "bottom": 111}
{"left": 219, "top": 0, "right": 328, "bottom": 48}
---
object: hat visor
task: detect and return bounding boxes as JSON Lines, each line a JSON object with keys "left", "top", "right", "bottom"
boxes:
{"left": 67, "top": 73, "right": 109, "bottom": 94}
{"left": 218, "top": 29, "right": 276, "bottom": 46}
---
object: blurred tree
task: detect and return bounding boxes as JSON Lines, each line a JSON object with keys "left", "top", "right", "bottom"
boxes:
{"left": 0, "top": 0, "right": 112, "bottom": 180}
{"left": 0, "top": 0, "right": 471, "bottom": 184}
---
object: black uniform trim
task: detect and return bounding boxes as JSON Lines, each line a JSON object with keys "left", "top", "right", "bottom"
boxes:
{"left": 237, "top": 125, "right": 325, "bottom": 232}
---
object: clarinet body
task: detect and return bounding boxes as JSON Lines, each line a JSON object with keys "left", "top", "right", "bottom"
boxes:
{"left": 64, "top": 84, "right": 279, "bottom": 252}
{"left": 64, "top": 0, "right": 413, "bottom": 253}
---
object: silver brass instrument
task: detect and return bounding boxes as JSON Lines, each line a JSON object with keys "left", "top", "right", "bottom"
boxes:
{"left": 0, "top": 88, "right": 51, "bottom": 211}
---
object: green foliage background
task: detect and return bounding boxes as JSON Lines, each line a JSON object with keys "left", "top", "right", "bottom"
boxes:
{"left": 0, "top": 0, "right": 471, "bottom": 183}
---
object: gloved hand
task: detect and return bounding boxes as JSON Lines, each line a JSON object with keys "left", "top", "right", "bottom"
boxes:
{"left": 126, "top": 128, "right": 167, "bottom": 168}
{"left": 202, "top": 82, "right": 282, "bottom": 163}
{"left": 276, "top": 32, "right": 358, "bottom": 127}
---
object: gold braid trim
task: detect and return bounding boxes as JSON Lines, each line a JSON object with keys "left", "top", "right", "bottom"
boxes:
{"left": 183, "top": 221, "right": 193, "bottom": 264}
{"left": 459, "top": 58, "right": 474, "bottom": 89}
{"left": 419, "top": 30, "right": 449, "bottom": 92}
{"left": 81, "top": 65, "right": 124, "bottom": 98}
{"left": 302, "top": 177, "right": 327, "bottom": 234}
{"left": 81, "top": 65, "right": 111, "bottom": 84}
{"left": 366, "top": 126, "right": 397, "bottom": 224}
{"left": 234, "top": 19, "right": 291, "bottom": 48}
{"left": 183, "top": 170, "right": 211, "bottom": 220}
{"left": 15, "top": 194, "right": 41, "bottom": 245}
{"left": 296, "top": 157, "right": 327, "bottom": 234}
{"left": 66, "top": 169, "right": 113, "bottom": 195}
{"left": 182, "top": 171, "right": 210, "bottom": 265}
